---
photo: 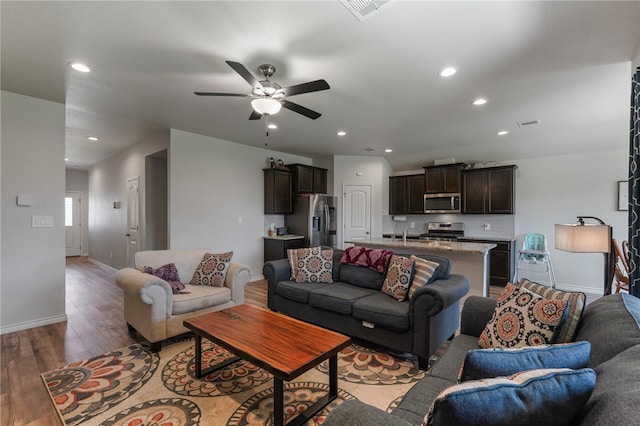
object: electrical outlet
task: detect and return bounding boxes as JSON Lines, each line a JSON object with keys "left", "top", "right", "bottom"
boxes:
{"left": 237, "top": 215, "right": 243, "bottom": 224}
{"left": 410, "top": 222, "right": 415, "bottom": 228}
{"left": 484, "top": 223, "right": 491, "bottom": 231}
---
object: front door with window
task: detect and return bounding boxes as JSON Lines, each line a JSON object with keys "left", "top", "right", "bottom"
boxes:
{"left": 65, "top": 192, "right": 81, "bottom": 256}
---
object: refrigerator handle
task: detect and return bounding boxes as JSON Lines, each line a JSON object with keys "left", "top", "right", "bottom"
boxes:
{"left": 324, "top": 204, "right": 330, "bottom": 244}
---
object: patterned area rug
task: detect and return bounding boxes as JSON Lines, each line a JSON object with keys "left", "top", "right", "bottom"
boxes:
{"left": 42, "top": 338, "right": 430, "bottom": 426}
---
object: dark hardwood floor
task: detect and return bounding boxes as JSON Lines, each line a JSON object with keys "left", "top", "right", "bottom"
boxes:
{"left": 0, "top": 256, "right": 268, "bottom": 426}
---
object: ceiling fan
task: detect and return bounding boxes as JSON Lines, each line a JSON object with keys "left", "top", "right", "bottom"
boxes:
{"left": 195, "top": 61, "right": 330, "bottom": 120}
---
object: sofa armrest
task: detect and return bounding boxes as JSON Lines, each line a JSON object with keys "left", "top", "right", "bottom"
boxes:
{"left": 263, "top": 259, "right": 291, "bottom": 310}
{"left": 323, "top": 400, "right": 412, "bottom": 426}
{"left": 410, "top": 273, "right": 470, "bottom": 317}
{"left": 225, "top": 262, "right": 251, "bottom": 305}
{"left": 459, "top": 295, "right": 497, "bottom": 337}
{"left": 115, "top": 268, "right": 172, "bottom": 321}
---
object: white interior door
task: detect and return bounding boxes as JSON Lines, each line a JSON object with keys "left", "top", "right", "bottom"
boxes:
{"left": 343, "top": 184, "right": 371, "bottom": 244}
{"left": 65, "top": 192, "right": 81, "bottom": 256}
{"left": 126, "top": 177, "right": 140, "bottom": 267}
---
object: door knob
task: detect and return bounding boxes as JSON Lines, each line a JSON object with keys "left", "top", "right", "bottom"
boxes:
{"left": 125, "top": 233, "right": 131, "bottom": 237}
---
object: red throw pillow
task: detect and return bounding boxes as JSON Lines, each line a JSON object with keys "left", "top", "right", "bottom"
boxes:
{"left": 340, "top": 246, "right": 393, "bottom": 273}
{"left": 142, "top": 263, "right": 188, "bottom": 294}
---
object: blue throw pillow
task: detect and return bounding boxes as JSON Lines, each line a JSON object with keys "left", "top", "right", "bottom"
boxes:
{"left": 458, "top": 341, "right": 591, "bottom": 382}
{"left": 423, "top": 368, "right": 597, "bottom": 426}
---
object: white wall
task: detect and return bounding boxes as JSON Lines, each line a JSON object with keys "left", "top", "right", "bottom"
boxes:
{"left": 514, "top": 149, "right": 628, "bottom": 294}
{"left": 1, "top": 91, "right": 66, "bottom": 333}
{"left": 88, "top": 131, "right": 169, "bottom": 269}
{"left": 332, "top": 155, "right": 394, "bottom": 246}
{"left": 66, "top": 169, "right": 90, "bottom": 255}
{"left": 169, "top": 129, "right": 311, "bottom": 280}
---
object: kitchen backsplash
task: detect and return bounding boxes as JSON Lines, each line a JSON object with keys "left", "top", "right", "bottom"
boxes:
{"left": 382, "top": 214, "right": 515, "bottom": 239}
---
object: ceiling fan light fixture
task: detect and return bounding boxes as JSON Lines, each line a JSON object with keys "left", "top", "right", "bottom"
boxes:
{"left": 251, "top": 98, "right": 282, "bottom": 115}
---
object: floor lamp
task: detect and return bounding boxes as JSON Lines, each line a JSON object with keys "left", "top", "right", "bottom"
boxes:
{"left": 555, "top": 216, "right": 613, "bottom": 295}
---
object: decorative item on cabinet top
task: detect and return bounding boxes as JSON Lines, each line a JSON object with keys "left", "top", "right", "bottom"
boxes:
{"left": 268, "top": 157, "right": 289, "bottom": 170}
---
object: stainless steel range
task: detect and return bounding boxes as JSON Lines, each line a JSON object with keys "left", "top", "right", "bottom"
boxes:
{"left": 419, "top": 222, "right": 465, "bottom": 241}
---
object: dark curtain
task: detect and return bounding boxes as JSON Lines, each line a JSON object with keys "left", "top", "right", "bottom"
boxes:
{"left": 629, "top": 66, "right": 640, "bottom": 298}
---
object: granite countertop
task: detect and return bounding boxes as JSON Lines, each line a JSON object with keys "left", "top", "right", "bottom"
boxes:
{"left": 460, "top": 236, "right": 516, "bottom": 242}
{"left": 263, "top": 235, "right": 304, "bottom": 240}
{"left": 347, "top": 238, "right": 496, "bottom": 254}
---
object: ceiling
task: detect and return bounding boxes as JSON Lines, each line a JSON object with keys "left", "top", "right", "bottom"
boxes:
{"left": 2, "top": 1, "right": 639, "bottom": 171}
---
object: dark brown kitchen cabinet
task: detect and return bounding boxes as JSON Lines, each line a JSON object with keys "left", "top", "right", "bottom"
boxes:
{"left": 264, "top": 237, "right": 304, "bottom": 262}
{"left": 389, "top": 174, "right": 425, "bottom": 214}
{"left": 264, "top": 168, "right": 292, "bottom": 214}
{"left": 287, "top": 164, "right": 328, "bottom": 194}
{"left": 424, "top": 163, "right": 463, "bottom": 194}
{"left": 461, "top": 165, "right": 516, "bottom": 214}
{"left": 460, "top": 238, "right": 516, "bottom": 287}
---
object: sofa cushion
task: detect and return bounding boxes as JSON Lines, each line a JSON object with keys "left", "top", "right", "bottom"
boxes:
{"left": 576, "top": 344, "right": 640, "bottom": 426}
{"left": 478, "top": 283, "right": 569, "bottom": 349}
{"left": 275, "top": 280, "right": 331, "bottom": 304}
{"left": 172, "top": 284, "right": 231, "bottom": 315}
{"left": 338, "top": 264, "right": 386, "bottom": 290}
{"left": 393, "top": 375, "right": 455, "bottom": 425}
{"left": 428, "top": 334, "right": 480, "bottom": 382}
{"left": 287, "top": 247, "right": 333, "bottom": 283}
{"left": 518, "top": 279, "right": 586, "bottom": 343}
{"left": 408, "top": 256, "right": 439, "bottom": 299}
{"left": 352, "top": 293, "right": 410, "bottom": 331}
{"left": 423, "top": 368, "right": 597, "bottom": 426}
{"left": 381, "top": 255, "right": 415, "bottom": 301}
{"left": 308, "top": 283, "right": 377, "bottom": 315}
{"left": 574, "top": 293, "right": 640, "bottom": 367}
{"left": 458, "top": 341, "right": 591, "bottom": 382}
{"left": 191, "top": 251, "right": 233, "bottom": 287}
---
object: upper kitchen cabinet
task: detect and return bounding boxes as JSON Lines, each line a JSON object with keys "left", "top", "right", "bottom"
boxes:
{"left": 389, "top": 174, "right": 425, "bottom": 214}
{"left": 461, "top": 165, "right": 517, "bottom": 214}
{"left": 264, "top": 168, "right": 293, "bottom": 214}
{"left": 424, "top": 163, "right": 464, "bottom": 194}
{"left": 287, "top": 164, "right": 328, "bottom": 194}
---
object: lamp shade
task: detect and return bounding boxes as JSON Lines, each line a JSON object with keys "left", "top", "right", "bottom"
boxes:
{"left": 251, "top": 98, "right": 282, "bottom": 115}
{"left": 554, "top": 224, "right": 611, "bottom": 253}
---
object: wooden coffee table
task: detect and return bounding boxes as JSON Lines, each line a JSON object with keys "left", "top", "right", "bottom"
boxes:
{"left": 183, "top": 304, "right": 351, "bottom": 426}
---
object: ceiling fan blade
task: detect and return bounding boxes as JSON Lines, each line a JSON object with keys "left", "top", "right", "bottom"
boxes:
{"left": 194, "top": 92, "right": 249, "bottom": 97}
{"left": 226, "top": 61, "right": 264, "bottom": 91}
{"left": 249, "top": 110, "right": 262, "bottom": 120}
{"left": 281, "top": 100, "right": 322, "bottom": 120}
{"left": 282, "top": 79, "right": 330, "bottom": 97}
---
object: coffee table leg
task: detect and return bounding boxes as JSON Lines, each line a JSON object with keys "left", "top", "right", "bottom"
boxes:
{"left": 329, "top": 354, "right": 338, "bottom": 398}
{"left": 195, "top": 335, "right": 202, "bottom": 378}
{"left": 274, "top": 377, "right": 284, "bottom": 426}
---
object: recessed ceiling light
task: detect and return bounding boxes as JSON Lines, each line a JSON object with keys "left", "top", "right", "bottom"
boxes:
{"left": 69, "top": 62, "right": 91, "bottom": 73}
{"left": 439, "top": 67, "right": 458, "bottom": 77}
{"left": 267, "top": 124, "right": 277, "bottom": 129}
{"left": 337, "top": 131, "right": 346, "bottom": 136}
{"left": 385, "top": 149, "right": 393, "bottom": 153}
{"left": 472, "top": 98, "right": 488, "bottom": 106}
{"left": 497, "top": 130, "right": 509, "bottom": 136}
{"left": 65, "top": 158, "right": 69, "bottom": 161}
{"left": 87, "top": 136, "right": 99, "bottom": 141}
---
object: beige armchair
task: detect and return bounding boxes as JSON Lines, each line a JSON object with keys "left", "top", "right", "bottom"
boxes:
{"left": 115, "top": 248, "right": 251, "bottom": 351}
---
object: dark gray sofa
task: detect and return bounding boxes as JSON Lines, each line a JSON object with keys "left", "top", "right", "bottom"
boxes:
{"left": 263, "top": 248, "right": 470, "bottom": 370}
{"left": 323, "top": 293, "right": 640, "bottom": 425}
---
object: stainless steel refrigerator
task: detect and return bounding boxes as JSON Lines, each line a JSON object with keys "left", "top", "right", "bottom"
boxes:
{"left": 285, "top": 194, "right": 338, "bottom": 248}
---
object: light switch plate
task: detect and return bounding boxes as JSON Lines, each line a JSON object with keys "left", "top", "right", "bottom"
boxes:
{"left": 32, "top": 216, "right": 53, "bottom": 227}
{"left": 17, "top": 193, "right": 33, "bottom": 206}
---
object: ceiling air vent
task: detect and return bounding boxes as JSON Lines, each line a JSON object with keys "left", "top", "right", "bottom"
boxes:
{"left": 517, "top": 119, "right": 541, "bottom": 127}
{"left": 340, "top": 0, "right": 395, "bottom": 21}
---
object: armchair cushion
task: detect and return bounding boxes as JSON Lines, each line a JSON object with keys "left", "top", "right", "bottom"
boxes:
{"left": 191, "top": 251, "right": 233, "bottom": 287}
{"left": 172, "top": 284, "right": 231, "bottom": 315}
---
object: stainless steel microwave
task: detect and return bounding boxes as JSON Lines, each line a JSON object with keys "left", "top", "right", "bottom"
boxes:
{"left": 424, "top": 193, "right": 461, "bottom": 214}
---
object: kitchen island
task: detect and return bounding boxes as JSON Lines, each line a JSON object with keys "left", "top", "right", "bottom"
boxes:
{"left": 345, "top": 238, "right": 496, "bottom": 298}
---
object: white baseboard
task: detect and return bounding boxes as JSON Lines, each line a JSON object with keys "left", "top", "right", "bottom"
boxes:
{"left": 88, "top": 257, "right": 118, "bottom": 272}
{"left": 0, "top": 314, "right": 67, "bottom": 335}
{"left": 250, "top": 274, "right": 265, "bottom": 282}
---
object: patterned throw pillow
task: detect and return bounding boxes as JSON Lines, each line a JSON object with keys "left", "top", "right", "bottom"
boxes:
{"left": 190, "top": 251, "right": 233, "bottom": 287}
{"left": 518, "top": 279, "right": 586, "bottom": 343}
{"left": 458, "top": 341, "right": 591, "bottom": 382}
{"left": 422, "top": 368, "right": 596, "bottom": 426}
{"left": 478, "top": 283, "right": 569, "bottom": 349}
{"left": 407, "top": 255, "right": 439, "bottom": 299}
{"left": 381, "top": 255, "right": 415, "bottom": 301}
{"left": 142, "top": 263, "right": 188, "bottom": 294}
{"left": 287, "top": 247, "right": 333, "bottom": 283}
{"left": 339, "top": 246, "right": 393, "bottom": 273}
